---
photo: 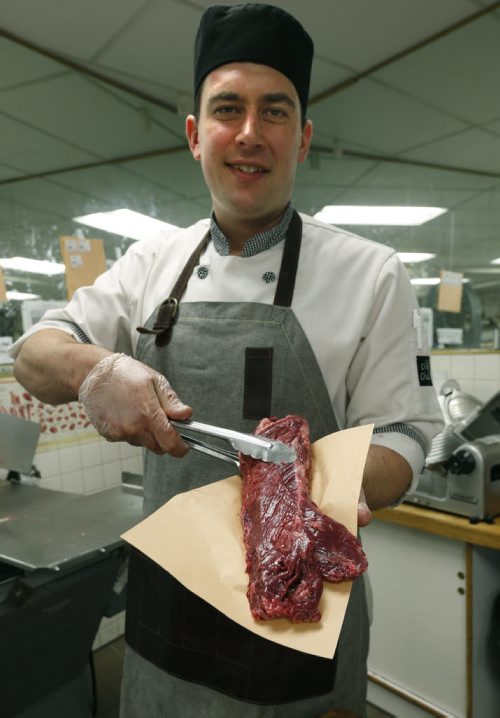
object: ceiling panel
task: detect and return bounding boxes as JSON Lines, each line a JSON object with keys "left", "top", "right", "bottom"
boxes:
{"left": 0, "top": 0, "right": 150, "bottom": 60}
{"left": 126, "top": 151, "right": 211, "bottom": 200}
{"left": 485, "top": 116, "right": 500, "bottom": 136}
{"left": 293, "top": 185, "right": 356, "bottom": 214}
{"left": 47, "top": 164, "right": 184, "bottom": 210}
{"left": 357, "top": 161, "right": 498, "bottom": 191}
{"left": 0, "top": 74, "right": 185, "bottom": 159}
{"left": 373, "top": 13, "right": 500, "bottom": 126}
{"left": 0, "top": 177, "right": 100, "bottom": 221}
{"left": 74, "top": 62, "right": 182, "bottom": 110}
{"left": 296, "top": 154, "right": 377, "bottom": 189}
{"left": 402, "top": 125, "right": 500, "bottom": 174}
{"left": 307, "top": 55, "right": 354, "bottom": 99}
{"left": 155, "top": 196, "right": 212, "bottom": 227}
{"left": 97, "top": 0, "right": 202, "bottom": 98}
{"left": 0, "top": 112, "right": 96, "bottom": 174}
{"left": 310, "top": 79, "right": 468, "bottom": 155}
{"left": 0, "top": 195, "right": 59, "bottom": 227}
{"left": 0, "top": 193, "right": 68, "bottom": 257}
{"left": 0, "top": 38, "right": 66, "bottom": 89}
{"left": 327, "top": 185, "right": 480, "bottom": 210}
{"left": 457, "top": 187, "right": 500, "bottom": 210}
{"left": 304, "top": 0, "right": 477, "bottom": 69}
{"left": 0, "top": 161, "right": 23, "bottom": 181}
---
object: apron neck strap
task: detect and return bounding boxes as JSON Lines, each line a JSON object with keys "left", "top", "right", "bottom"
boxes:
{"left": 136, "top": 230, "right": 210, "bottom": 347}
{"left": 273, "top": 209, "right": 302, "bottom": 307}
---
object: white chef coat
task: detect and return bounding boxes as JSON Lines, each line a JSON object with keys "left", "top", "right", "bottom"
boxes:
{"left": 10, "top": 212, "right": 443, "bottom": 490}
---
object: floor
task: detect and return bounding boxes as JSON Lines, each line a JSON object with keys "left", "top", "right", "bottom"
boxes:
{"left": 93, "top": 637, "right": 393, "bottom": 718}
{"left": 93, "top": 637, "right": 125, "bottom": 718}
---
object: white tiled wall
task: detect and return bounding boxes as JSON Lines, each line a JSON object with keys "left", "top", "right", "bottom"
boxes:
{"left": 431, "top": 352, "right": 500, "bottom": 403}
{"left": 35, "top": 433, "right": 143, "bottom": 495}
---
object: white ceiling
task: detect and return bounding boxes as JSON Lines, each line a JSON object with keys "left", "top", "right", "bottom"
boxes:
{"left": 1, "top": 0, "right": 500, "bottom": 298}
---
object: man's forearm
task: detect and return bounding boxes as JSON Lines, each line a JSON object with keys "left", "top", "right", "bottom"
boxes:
{"left": 363, "top": 444, "right": 412, "bottom": 510}
{"left": 13, "top": 329, "right": 111, "bottom": 405}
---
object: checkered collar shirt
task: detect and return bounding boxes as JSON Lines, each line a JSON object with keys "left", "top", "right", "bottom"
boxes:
{"left": 209, "top": 204, "right": 294, "bottom": 257}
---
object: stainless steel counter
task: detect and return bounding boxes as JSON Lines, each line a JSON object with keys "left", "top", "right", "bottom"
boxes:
{"left": 0, "top": 479, "right": 144, "bottom": 718}
{"left": 0, "top": 480, "right": 143, "bottom": 572}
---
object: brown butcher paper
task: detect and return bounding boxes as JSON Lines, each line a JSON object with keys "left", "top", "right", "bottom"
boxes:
{"left": 121, "top": 424, "right": 373, "bottom": 658}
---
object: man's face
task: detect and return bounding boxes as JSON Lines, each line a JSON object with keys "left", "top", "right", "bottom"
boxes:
{"left": 186, "top": 63, "right": 313, "bottom": 232}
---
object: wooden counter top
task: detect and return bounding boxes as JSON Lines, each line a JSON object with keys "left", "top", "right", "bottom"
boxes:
{"left": 373, "top": 503, "right": 500, "bottom": 551}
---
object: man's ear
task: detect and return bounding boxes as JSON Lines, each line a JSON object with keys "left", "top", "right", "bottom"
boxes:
{"left": 186, "top": 115, "right": 201, "bottom": 161}
{"left": 298, "top": 119, "right": 313, "bottom": 164}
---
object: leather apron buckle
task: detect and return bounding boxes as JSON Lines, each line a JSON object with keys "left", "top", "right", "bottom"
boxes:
{"left": 136, "top": 229, "right": 210, "bottom": 348}
{"left": 137, "top": 297, "right": 178, "bottom": 347}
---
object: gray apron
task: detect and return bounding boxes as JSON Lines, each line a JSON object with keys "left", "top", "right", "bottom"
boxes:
{"left": 121, "top": 214, "right": 369, "bottom": 717}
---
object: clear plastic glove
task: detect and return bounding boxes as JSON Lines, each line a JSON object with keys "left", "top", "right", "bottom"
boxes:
{"left": 78, "top": 353, "right": 192, "bottom": 455}
{"left": 357, "top": 486, "right": 372, "bottom": 527}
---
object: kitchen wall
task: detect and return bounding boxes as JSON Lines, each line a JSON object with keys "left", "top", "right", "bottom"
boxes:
{"left": 34, "top": 428, "right": 143, "bottom": 495}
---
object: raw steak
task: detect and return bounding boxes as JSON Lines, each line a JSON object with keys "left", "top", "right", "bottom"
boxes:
{"left": 240, "top": 415, "right": 368, "bottom": 623}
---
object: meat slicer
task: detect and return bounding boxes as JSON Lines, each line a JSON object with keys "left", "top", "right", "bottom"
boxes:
{"left": 405, "top": 381, "right": 500, "bottom": 522}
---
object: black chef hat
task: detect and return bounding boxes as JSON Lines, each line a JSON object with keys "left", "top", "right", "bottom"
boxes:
{"left": 194, "top": 3, "right": 314, "bottom": 115}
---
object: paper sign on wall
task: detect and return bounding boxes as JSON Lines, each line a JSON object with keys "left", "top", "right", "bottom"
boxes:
{"left": 60, "top": 236, "right": 106, "bottom": 299}
{"left": 0, "top": 267, "right": 6, "bottom": 302}
{"left": 437, "top": 270, "right": 463, "bottom": 313}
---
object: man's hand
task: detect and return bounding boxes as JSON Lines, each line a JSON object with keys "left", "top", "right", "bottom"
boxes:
{"left": 362, "top": 444, "right": 412, "bottom": 512}
{"left": 78, "top": 353, "right": 192, "bottom": 455}
{"left": 357, "top": 486, "right": 372, "bottom": 528}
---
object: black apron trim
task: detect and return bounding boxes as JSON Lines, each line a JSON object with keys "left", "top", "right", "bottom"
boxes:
{"left": 243, "top": 347, "right": 273, "bottom": 420}
{"left": 126, "top": 547, "right": 337, "bottom": 704}
{"left": 273, "top": 211, "right": 302, "bottom": 308}
{"left": 241, "top": 210, "right": 302, "bottom": 421}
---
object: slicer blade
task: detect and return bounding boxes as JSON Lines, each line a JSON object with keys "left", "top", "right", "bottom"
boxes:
{"left": 425, "top": 424, "right": 463, "bottom": 466}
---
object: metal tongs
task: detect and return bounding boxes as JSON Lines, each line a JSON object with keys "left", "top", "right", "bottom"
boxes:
{"left": 171, "top": 419, "right": 296, "bottom": 468}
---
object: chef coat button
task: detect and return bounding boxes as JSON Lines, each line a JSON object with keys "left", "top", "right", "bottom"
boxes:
{"left": 262, "top": 271, "right": 276, "bottom": 283}
{"left": 197, "top": 265, "right": 209, "bottom": 279}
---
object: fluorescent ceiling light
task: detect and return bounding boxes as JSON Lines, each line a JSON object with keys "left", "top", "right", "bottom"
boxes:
{"left": 491, "top": 257, "right": 500, "bottom": 265}
{"left": 411, "top": 276, "right": 469, "bottom": 286}
{"left": 398, "top": 252, "right": 436, "bottom": 263}
{"left": 0, "top": 257, "right": 65, "bottom": 275}
{"left": 314, "top": 206, "right": 447, "bottom": 226}
{"left": 6, "top": 291, "right": 41, "bottom": 301}
{"left": 411, "top": 277, "right": 441, "bottom": 285}
{"left": 74, "top": 209, "right": 177, "bottom": 241}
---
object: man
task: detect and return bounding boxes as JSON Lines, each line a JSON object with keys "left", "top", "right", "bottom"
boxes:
{"left": 12, "top": 4, "right": 442, "bottom": 717}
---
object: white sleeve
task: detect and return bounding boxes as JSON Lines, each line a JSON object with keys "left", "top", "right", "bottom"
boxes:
{"left": 345, "top": 252, "right": 443, "bottom": 486}
{"left": 10, "top": 240, "right": 154, "bottom": 358}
